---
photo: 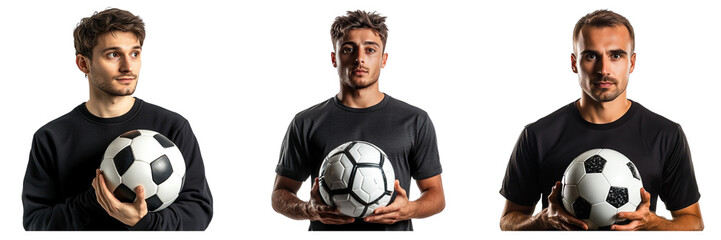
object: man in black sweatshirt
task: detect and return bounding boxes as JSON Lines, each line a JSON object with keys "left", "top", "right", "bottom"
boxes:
{"left": 22, "top": 8, "right": 213, "bottom": 230}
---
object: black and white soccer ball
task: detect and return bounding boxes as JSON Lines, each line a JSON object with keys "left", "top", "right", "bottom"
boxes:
{"left": 561, "top": 148, "right": 643, "bottom": 229}
{"left": 99, "top": 129, "right": 186, "bottom": 212}
{"left": 318, "top": 141, "right": 395, "bottom": 218}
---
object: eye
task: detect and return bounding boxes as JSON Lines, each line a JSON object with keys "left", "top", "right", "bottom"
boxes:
{"left": 367, "top": 48, "right": 376, "bottom": 53}
{"left": 585, "top": 54, "right": 597, "bottom": 61}
{"left": 107, "top": 52, "right": 119, "bottom": 58}
{"left": 342, "top": 47, "right": 354, "bottom": 54}
{"left": 131, "top": 51, "right": 140, "bottom": 58}
{"left": 611, "top": 54, "right": 621, "bottom": 59}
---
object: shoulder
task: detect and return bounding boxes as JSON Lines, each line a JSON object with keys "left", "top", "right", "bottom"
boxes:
{"left": 137, "top": 99, "right": 189, "bottom": 125}
{"left": 525, "top": 102, "right": 576, "bottom": 134}
{"left": 33, "top": 104, "right": 84, "bottom": 140}
{"left": 633, "top": 101, "right": 681, "bottom": 131}
{"left": 292, "top": 97, "right": 335, "bottom": 120}
{"left": 385, "top": 95, "right": 430, "bottom": 118}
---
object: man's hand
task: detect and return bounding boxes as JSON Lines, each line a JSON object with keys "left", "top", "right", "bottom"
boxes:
{"left": 612, "top": 188, "right": 654, "bottom": 230}
{"left": 364, "top": 180, "right": 415, "bottom": 224}
{"left": 307, "top": 178, "right": 355, "bottom": 225}
{"left": 92, "top": 169, "right": 148, "bottom": 227}
{"left": 543, "top": 181, "right": 588, "bottom": 230}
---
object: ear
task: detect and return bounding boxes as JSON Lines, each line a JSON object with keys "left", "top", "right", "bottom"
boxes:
{"left": 76, "top": 54, "right": 90, "bottom": 74}
{"left": 629, "top": 52, "right": 636, "bottom": 74}
{"left": 381, "top": 53, "right": 388, "bottom": 68}
{"left": 331, "top": 52, "right": 337, "bottom": 68}
{"left": 570, "top": 53, "right": 578, "bottom": 73}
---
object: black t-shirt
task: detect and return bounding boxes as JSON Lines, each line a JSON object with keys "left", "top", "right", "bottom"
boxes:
{"left": 276, "top": 94, "right": 442, "bottom": 231}
{"left": 500, "top": 100, "right": 700, "bottom": 212}
{"left": 22, "top": 98, "right": 213, "bottom": 230}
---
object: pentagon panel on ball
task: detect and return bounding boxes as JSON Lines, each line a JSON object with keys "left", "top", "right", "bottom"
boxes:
{"left": 318, "top": 141, "right": 396, "bottom": 218}
{"left": 560, "top": 148, "right": 643, "bottom": 229}
{"left": 99, "top": 129, "right": 186, "bottom": 212}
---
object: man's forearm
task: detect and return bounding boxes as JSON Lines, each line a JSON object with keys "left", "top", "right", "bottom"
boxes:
{"left": 647, "top": 213, "right": 704, "bottom": 231}
{"left": 271, "top": 189, "right": 310, "bottom": 220}
{"left": 500, "top": 209, "right": 550, "bottom": 230}
{"left": 409, "top": 186, "right": 445, "bottom": 219}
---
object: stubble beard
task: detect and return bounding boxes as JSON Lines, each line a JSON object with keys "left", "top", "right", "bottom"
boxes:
{"left": 89, "top": 72, "right": 137, "bottom": 97}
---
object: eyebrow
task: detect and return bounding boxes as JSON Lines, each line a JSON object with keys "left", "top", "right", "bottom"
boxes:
{"left": 101, "top": 46, "right": 142, "bottom": 52}
{"left": 341, "top": 41, "right": 381, "bottom": 47}
{"left": 580, "top": 49, "right": 627, "bottom": 56}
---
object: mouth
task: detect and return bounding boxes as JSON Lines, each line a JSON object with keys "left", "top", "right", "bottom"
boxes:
{"left": 594, "top": 81, "right": 615, "bottom": 88}
{"left": 115, "top": 76, "right": 136, "bottom": 84}
{"left": 352, "top": 68, "right": 368, "bottom": 75}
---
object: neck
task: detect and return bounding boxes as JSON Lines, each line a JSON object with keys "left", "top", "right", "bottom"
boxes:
{"left": 576, "top": 92, "right": 631, "bottom": 124}
{"left": 337, "top": 83, "right": 384, "bottom": 108}
{"left": 86, "top": 91, "right": 135, "bottom": 118}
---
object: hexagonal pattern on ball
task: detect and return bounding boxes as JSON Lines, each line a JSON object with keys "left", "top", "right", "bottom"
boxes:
{"left": 381, "top": 160, "right": 394, "bottom": 191}
{"left": 121, "top": 161, "right": 158, "bottom": 196}
{"left": 589, "top": 202, "right": 619, "bottom": 229}
{"left": 333, "top": 193, "right": 367, "bottom": 217}
{"left": 103, "top": 137, "right": 131, "bottom": 159}
{"left": 130, "top": 136, "right": 167, "bottom": 164}
{"left": 100, "top": 157, "right": 122, "bottom": 191}
{"left": 156, "top": 172, "right": 183, "bottom": 202}
{"left": 348, "top": 142, "right": 382, "bottom": 164}
{"left": 562, "top": 184, "right": 579, "bottom": 215}
{"left": 563, "top": 161, "right": 587, "bottom": 185}
{"left": 324, "top": 153, "right": 353, "bottom": 190}
{"left": 577, "top": 173, "right": 610, "bottom": 204}
{"left": 352, "top": 167, "right": 386, "bottom": 204}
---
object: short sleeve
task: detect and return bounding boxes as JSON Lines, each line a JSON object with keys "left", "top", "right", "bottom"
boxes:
{"left": 409, "top": 114, "right": 442, "bottom": 180}
{"left": 500, "top": 127, "right": 542, "bottom": 207}
{"left": 659, "top": 125, "right": 701, "bottom": 211}
{"left": 275, "top": 118, "right": 311, "bottom": 182}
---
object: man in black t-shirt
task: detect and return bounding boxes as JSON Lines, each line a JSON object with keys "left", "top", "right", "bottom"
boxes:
{"left": 22, "top": 9, "right": 212, "bottom": 230}
{"left": 271, "top": 10, "right": 445, "bottom": 231}
{"left": 499, "top": 10, "right": 703, "bottom": 231}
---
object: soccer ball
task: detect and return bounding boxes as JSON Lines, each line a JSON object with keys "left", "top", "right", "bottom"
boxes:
{"left": 318, "top": 141, "right": 395, "bottom": 218}
{"left": 561, "top": 148, "right": 643, "bottom": 229}
{"left": 99, "top": 129, "right": 186, "bottom": 212}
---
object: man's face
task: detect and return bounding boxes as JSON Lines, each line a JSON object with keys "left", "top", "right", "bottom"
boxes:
{"left": 332, "top": 28, "right": 388, "bottom": 90}
{"left": 572, "top": 25, "right": 635, "bottom": 102}
{"left": 84, "top": 31, "right": 142, "bottom": 96}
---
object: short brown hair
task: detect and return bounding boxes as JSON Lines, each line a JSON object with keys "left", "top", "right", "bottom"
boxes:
{"left": 330, "top": 10, "right": 388, "bottom": 51}
{"left": 73, "top": 8, "right": 145, "bottom": 58}
{"left": 573, "top": 9, "right": 634, "bottom": 52}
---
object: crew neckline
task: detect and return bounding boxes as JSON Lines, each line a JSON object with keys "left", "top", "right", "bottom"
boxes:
{"left": 333, "top": 94, "right": 390, "bottom": 113}
{"left": 570, "top": 99, "right": 638, "bottom": 130}
{"left": 78, "top": 97, "right": 143, "bottom": 124}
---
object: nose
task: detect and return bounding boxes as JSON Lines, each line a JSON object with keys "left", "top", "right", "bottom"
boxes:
{"left": 119, "top": 55, "right": 133, "bottom": 73}
{"left": 355, "top": 51, "right": 365, "bottom": 64}
{"left": 596, "top": 55, "right": 611, "bottom": 76}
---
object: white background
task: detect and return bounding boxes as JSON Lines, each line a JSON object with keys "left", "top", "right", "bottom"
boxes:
{"left": 0, "top": 0, "right": 718, "bottom": 239}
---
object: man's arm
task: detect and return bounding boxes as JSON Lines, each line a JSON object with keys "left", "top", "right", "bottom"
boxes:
{"left": 364, "top": 174, "right": 445, "bottom": 224}
{"left": 500, "top": 181, "right": 587, "bottom": 230}
{"left": 271, "top": 174, "right": 354, "bottom": 224}
{"left": 22, "top": 134, "right": 106, "bottom": 230}
{"left": 613, "top": 188, "right": 703, "bottom": 231}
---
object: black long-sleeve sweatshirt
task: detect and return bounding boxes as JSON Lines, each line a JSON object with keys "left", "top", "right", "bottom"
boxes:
{"left": 22, "top": 98, "right": 213, "bottom": 230}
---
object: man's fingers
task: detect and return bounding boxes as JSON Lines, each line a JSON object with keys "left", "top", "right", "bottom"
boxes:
{"left": 393, "top": 180, "right": 406, "bottom": 197}
{"left": 612, "top": 220, "right": 639, "bottom": 231}
{"left": 134, "top": 185, "right": 146, "bottom": 207}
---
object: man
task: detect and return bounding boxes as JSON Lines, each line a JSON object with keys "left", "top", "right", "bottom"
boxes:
{"left": 499, "top": 10, "right": 703, "bottom": 231}
{"left": 271, "top": 10, "right": 445, "bottom": 231}
{"left": 22, "top": 8, "right": 213, "bottom": 230}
